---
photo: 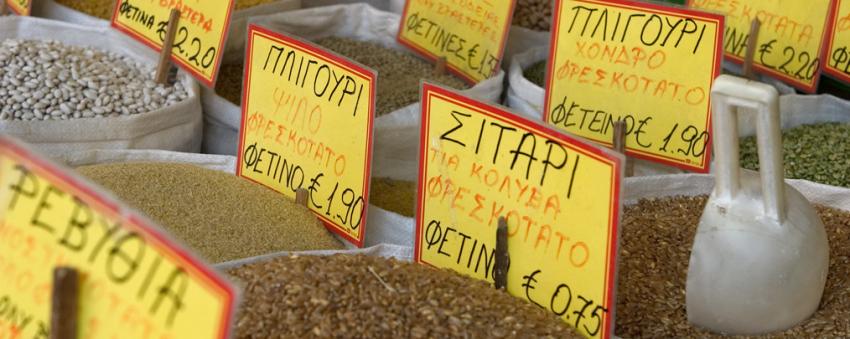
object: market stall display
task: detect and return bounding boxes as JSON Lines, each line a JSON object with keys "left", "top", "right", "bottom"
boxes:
{"left": 7, "top": 0, "right": 850, "bottom": 338}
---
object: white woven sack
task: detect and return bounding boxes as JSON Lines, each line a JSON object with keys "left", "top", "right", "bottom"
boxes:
{"left": 301, "top": 0, "right": 405, "bottom": 13}
{"left": 624, "top": 173, "right": 850, "bottom": 211}
{"left": 503, "top": 25, "right": 549, "bottom": 70}
{"left": 0, "top": 17, "right": 203, "bottom": 156}
{"left": 54, "top": 148, "right": 416, "bottom": 249}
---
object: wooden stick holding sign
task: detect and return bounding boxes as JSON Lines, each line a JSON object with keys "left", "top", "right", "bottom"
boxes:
{"left": 435, "top": 56, "right": 447, "bottom": 76}
{"left": 51, "top": 267, "right": 79, "bottom": 339}
{"left": 494, "top": 216, "right": 509, "bottom": 290}
{"left": 295, "top": 188, "right": 309, "bottom": 206}
{"left": 613, "top": 121, "right": 633, "bottom": 177}
{"left": 743, "top": 19, "right": 762, "bottom": 80}
{"left": 0, "top": 1, "right": 7, "bottom": 16}
{"left": 155, "top": 9, "right": 181, "bottom": 85}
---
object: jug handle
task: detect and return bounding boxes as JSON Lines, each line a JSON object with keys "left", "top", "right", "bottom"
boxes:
{"left": 710, "top": 75, "right": 785, "bottom": 222}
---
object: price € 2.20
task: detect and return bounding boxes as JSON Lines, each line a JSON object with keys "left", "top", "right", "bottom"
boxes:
{"left": 156, "top": 21, "right": 217, "bottom": 71}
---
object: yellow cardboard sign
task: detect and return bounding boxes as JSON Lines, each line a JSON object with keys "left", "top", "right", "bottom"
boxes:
{"left": 416, "top": 83, "right": 623, "bottom": 339}
{"left": 237, "top": 25, "right": 375, "bottom": 247}
{"left": 5, "top": 0, "right": 30, "bottom": 16}
{"left": 825, "top": 0, "right": 850, "bottom": 83}
{"left": 544, "top": 0, "right": 723, "bottom": 173}
{"left": 111, "top": 0, "right": 235, "bottom": 87}
{"left": 397, "top": 0, "right": 516, "bottom": 84}
{"left": 0, "top": 136, "right": 237, "bottom": 339}
{"left": 690, "top": 0, "right": 833, "bottom": 92}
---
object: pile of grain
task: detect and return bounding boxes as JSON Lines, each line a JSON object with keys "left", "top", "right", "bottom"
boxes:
{"left": 56, "top": 0, "right": 277, "bottom": 19}
{"left": 617, "top": 195, "right": 850, "bottom": 337}
{"left": 214, "top": 62, "right": 244, "bottom": 105}
{"left": 214, "top": 37, "right": 468, "bottom": 116}
{"left": 227, "top": 254, "right": 581, "bottom": 338}
{"left": 740, "top": 122, "right": 850, "bottom": 188}
{"left": 77, "top": 162, "right": 344, "bottom": 263}
{"left": 370, "top": 177, "right": 416, "bottom": 217}
{"left": 524, "top": 59, "right": 548, "bottom": 87}
{"left": 513, "top": 0, "right": 553, "bottom": 31}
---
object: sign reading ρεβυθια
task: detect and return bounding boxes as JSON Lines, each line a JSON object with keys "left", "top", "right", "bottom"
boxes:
{"left": 823, "top": 0, "right": 850, "bottom": 84}
{"left": 110, "top": 0, "right": 235, "bottom": 87}
{"left": 5, "top": 0, "right": 30, "bottom": 15}
{"left": 237, "top": 25, "right": 376, "bottom": 247}
{"left": 689, "top": 0, "right": 834, "bottom": 92}
{"left": 0, "top": 135, "right": 238, "bottom": 339}
{"left": 416, "top": 83, "right": 624, "bottom": 339}
{"left": 544, "top": 0, "right": 723, "bottom": 173}
{"left": 396, "top": 0, "right": 517, "bottom": 84}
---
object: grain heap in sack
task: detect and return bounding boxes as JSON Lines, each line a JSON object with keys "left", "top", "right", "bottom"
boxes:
{"left": 214, "top": 37, "right": 468, "bottom": 116}
{"left": 616, "top": 195, "right": 850, "bottom": 337}
{"left": 740, "top": 122, "right": 850, "bottom": 188}
{"left": 77, "top": 162, "right": 344, "bottom": 263}
{"left": 370, "top": 177, "right": 416, "bottom": 217}
{"left": 0, "top": 39, "right": 187, "bottom": 120}
{"left": 54, "top": 0, "right": 280, "bottom": 20}
{"left": 227, "top": 254, "right": 582, "bottom": 338}
{"left": 513, "top": 0, "right": 553, "bottom": 31}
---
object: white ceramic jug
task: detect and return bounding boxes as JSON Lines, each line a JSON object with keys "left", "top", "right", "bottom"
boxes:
{"left": 686, "top": 75, "right": 829, "bottom": 335}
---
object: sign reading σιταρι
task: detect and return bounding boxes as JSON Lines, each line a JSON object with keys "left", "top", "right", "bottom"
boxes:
{"left": 417, "top": 83, "right": 624, "bottom": 339}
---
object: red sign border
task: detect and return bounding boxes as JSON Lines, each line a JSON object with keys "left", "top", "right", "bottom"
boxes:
{"left": 0, "top": 136, "right": 238, "bottom": 339}
{"left": 109, "top": 0, "right": 235, "bottom": 88}
{"left": 395, "top": 0, "right": 517, "bottom": 85}
{"left": 415, "top": 82, "right": 623, "bottom": 339}
{"left": 543, "top": 0, "right": 724, "bottom": 173}
{"left": 823, "top": 0, "right": 850, "bottom": 84}
{"left": 688, "top": 0, "right": 836, "bottom": 93}
{"left": 5, "top": 0, "right": 31, "bottom": 15}
{"left": 235, "top": 24, "right": 377, "bottom": 248}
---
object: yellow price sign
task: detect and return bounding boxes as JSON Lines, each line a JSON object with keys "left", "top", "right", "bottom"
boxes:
{"left": 110, "top": 0, "right": 235, "bottom": 87}
{"left": 0, "top": 136, "right": 237, "bottom": 339}
{"left": 4, "top": 0, "right": 30, "bottom": 15}
{"left": 397, "top": 0, "right": 516, "bottom": 84}
{"left": 416, "top": 83, "right": 623, "bottom": 339}
{"left": 824, "top": 0, "right": 850, "bottom": 83}
{"left": 689, "top": 0, "right": 834, "bottom": 92}
{"left": 237, "top": 25, "right": 375, "bottom": 247}
{"left": 544, "top": 0, "right": 723, "bottom": 172}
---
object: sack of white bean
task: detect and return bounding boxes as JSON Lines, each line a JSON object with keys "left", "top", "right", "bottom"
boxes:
{"left": 0, "top": 16, "right": 203, "bottom": 155}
